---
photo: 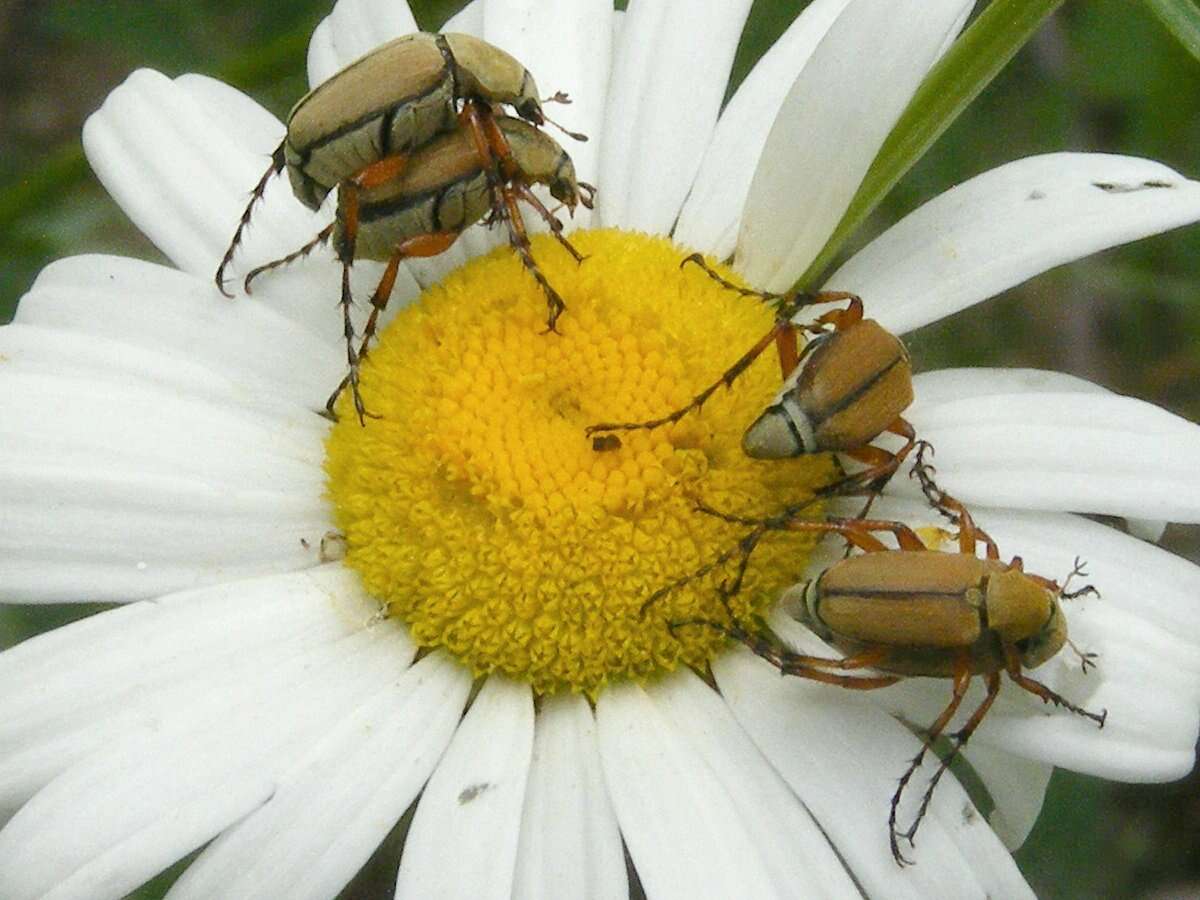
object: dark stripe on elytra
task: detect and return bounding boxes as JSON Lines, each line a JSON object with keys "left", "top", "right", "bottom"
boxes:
{"left": 294, "top": 77, "right": 449, "bottom": 164}
{"left": 808, "top": 350, "right": 904, "bottom": 425}
{"left": 357, "top": 171, "right": 481, "bottom": 224}
{"left": 432, "top": 184, "right": 447, "bottom": 232}
{"left": 821, "top": 586, "right": 971, "bottom": 600}
{"left": 378, "top": 105, "right": 397, "bottom": 157}
{"left": 763, "top": 402, "right": 810, "bottom": 453}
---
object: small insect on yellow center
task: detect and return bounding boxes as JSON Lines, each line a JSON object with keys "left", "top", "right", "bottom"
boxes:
{"left": 325, "top": 229, "right": 837, "bottom": 694}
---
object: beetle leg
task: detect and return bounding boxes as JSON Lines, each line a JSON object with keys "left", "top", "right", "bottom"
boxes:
{"left": 698, "top": 500, "right": 925, "bottom": 552}
{"left": 493, "top": 181, "right": 569, "bottom": 333}
{"left": 671, "top": 617, "right": 902, "bottom": 689}
{"left": 899, "top": 670, "right": 1002, "bottom": 861}
{"left": 357, "top": 232, "right": 458, "bottom": 358}
{"left": 840, "top": 445, "right": 901, "bottom": 500}
{"left": 679, "top": 253, "right": 786, "bottom": 303}
{"left": 323, "top": 231, "right": 461, "bottom": 419}
{"left": 243, "top": 224, "right": 335, "bottom": 294}
{"left": 459, "top": 101, "right": 511, "bottom": 220}
{"left": 586, "top": 314, "right": 792, "bottom": 435}
{"left": 467, "top": 110, "right": 575, "bottom": 330}
{"left": 1003, "top": 645, "right": 1107, "bottom": 727}
{"left": 908, "top": 440, "right": 1002, "bottom": 558}
{"left": 888, "top": 652, "right": 974, "bottom": 865}
{"left": 512, "top": 182, "right": 587, "bottom": 264}
{"left": 329, "top": 180, "right": 377, "bottom": 426}
{"left": 640, "top": 525, "right": 766, "bottom": 616}
{"left": 771, "top": 516, "right": 927, "bottom": 553}
{"left": 801, "top": 294, "right": 864, "bottom": 333}
{"left": 352, "top": 153, "right": 409, "bottom": 190}
{"left": 216, "top": 140, "right": 286, "bottom": 297}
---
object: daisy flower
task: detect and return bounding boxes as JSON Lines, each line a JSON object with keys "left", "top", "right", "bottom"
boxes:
{"left": 3, "top": 1, "right": 1200, "bottom": 898}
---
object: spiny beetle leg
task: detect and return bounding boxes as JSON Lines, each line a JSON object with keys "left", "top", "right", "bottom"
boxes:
{"left": 514, "top": 182, "right": 587, "bottom": 264}
{"left": 585, "top": 314, "right": 792, "bottom": 435}
{"left": 493, "top": 180, "right": 568, "bottom": 333}
{"left": 888, "top": 653, "right": 974, "bottom": 865}
{"left": 243, "top": 224, "right": 334, "bottom": 294}
{"left": 216, "top": 141, "right": 286, "bottom": 297}
{"left": 1004, "top": 646, "right": 1107, "bottom": 727}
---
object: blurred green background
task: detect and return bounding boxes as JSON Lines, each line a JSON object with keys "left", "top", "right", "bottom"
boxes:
{"left": 0, "top": 1, "right": 1197, "bottom": 897}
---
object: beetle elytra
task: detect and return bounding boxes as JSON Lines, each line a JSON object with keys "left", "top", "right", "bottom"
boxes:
{"left": 215, "top": 32, "right": 557, "bottom": 295}
{"left": 245, "top": 114, "right": 593, "bottom": 422}
{"left": 587, "top": 255, "right": 924, "bottom": 508}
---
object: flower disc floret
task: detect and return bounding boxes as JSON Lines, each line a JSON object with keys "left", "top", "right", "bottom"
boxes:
{"left": 325, "top": 230, "right": 836, "bottom": 694}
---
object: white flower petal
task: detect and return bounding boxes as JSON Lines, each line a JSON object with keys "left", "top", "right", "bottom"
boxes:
{"left": 714, "top": 647, "right": 1034, "bottom": 899}
{"left": 306, "top": 0, "right": 420, "bottom": 88}
{"left": 0, "top": 567, "right": 380, "bottom": 817}
{"left": 0, "top": 372, "right": 329, "bottom": 602}
{"left": 0, "top": 621, "right": 408, "bottom": 900}
{"left": 650, "top": 670, "right": 861, "bottom": 897}
{"left": 596, "top": 681, "right": 779, "bottom": 899}
{"left": 13, "top": 255, "right": 343, "bottom": 406}
{"left": 167, "top": 651, "right": 470, "bottom": 900}
{"left": 960, "top": 743, "right": 1052, "bottom": 851}
{"left": 2, "top": 368, "right": 324, "bottom": 486}
{"left": 737, "top": 0, "right": 973, "bottom": 291}
{"left": 395, "top": 676, "right": 534, "bottom": 900}
{"left": 834, "top": 497, "right": 1200, "bottom": 782}
{"left": 82, "top": 69, "right": 322, "bottom": 281}
{"left": 444, "top": 0, "right": 484, "bottom": 34}
{"left": 481, "top": 0, "right": 611, "bottom": 230}
{"left": 674, "top": 0, "right": 852, "bottom": 258}
{"left": 1126, "top": 517, "right": 1169, "bottom": 543}
{"left": 512, "top": 694, "right": 626, "bottom": 900}
{"left": 599, "top": 0, "right": 753, "bottom": 232}
{"left": 175, "top": 73, "right": 290, "bottom": 157}
{"left": 910, "top": 367, "right": 1108, "bottom": 406}
{"left": 831, "top": 154, "right": 1200, "bottom": 335}
{"left": 895, "top": 376, "right": 1200, "bottom": 521}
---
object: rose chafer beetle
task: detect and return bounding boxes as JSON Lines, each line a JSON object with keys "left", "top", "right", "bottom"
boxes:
{"left": 674, "top": 484, "right": 1105, "bottom": 866}
{"left": 246, "top": 115, "right": 593, "bottom": 422}
{"left": 215, "top": 32, "right": 557, "bottom": 294}
{"left": 588, "top": 254, "right": 922, "bottom": 503}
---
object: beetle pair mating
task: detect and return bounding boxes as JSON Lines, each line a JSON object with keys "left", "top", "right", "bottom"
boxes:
{"left": 587, "top": 257, "right": 1107, "bottom": 864}
{"left": 216, "top": 32, "right": 594, "bottom": 422}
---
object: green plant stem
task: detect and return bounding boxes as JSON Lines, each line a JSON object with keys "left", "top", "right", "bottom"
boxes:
{"left": 798, "top": 0, "right": 1067, "bottom": 289}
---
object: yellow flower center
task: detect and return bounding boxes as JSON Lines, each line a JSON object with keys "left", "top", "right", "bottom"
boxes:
{"left": 324, "top": 230, "right": 836, "bottom": 694}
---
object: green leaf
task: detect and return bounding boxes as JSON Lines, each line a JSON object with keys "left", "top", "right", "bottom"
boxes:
{"left": 798, "top": 0, "right": 1067, "bottom": 288}
{"left": 1143, "top": 0, "right": 1200, "bottom": 61}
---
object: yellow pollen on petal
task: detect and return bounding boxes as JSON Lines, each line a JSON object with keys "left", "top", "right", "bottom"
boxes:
{"left": 324, "top": 229, "right": 838, "bottom": 695}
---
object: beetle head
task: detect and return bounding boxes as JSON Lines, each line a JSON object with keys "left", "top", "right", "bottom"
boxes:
{"left": 514, "top": 95, "right": 546, "bottom": 127}
{"left": 1015, "top": 599, "right": 1069, "bottom": 669}
{"left": 780, "top": 580, "right": 829, "bottom": 639}
{"left": 550, "top": 159, "right": 594, "bottom": 211}
{"left": 443, "top": 34, "right": 546, "bottom": 125}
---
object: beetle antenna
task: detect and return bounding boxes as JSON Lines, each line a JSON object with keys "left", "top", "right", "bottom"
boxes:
{"left": 1066, "top": 639, "right": 1100, "bottom": 673}
{"left": 540, "top": 110, "right": 589, "bottom": 143}
{"left": 1059, "top": 557, "right": 1099, "bottom": 600}
{"left": 542, "top": 90, "right": 572, "bottom": 105}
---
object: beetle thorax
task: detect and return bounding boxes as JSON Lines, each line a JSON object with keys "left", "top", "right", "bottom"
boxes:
{"left": 442, "top": 33, "right": 543, "bottom": 123}
{"left": 984, "top": 567, "right": 1056, "bottom": 644}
